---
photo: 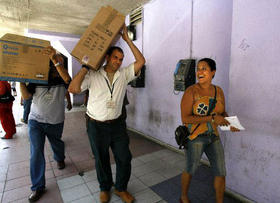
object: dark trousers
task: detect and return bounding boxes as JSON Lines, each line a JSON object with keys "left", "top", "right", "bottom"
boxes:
{"left": 28, "top": 120, "right": 65, "bottom": 191}
{"left": 87, "top": 118, "right": 132, "bottom": 191}
{"left": 23, "top": 97, "right": 32, "bottom": 122}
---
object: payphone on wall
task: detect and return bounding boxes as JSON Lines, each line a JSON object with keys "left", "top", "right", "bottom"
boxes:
{"left": 174, "top": 59, "right": 196, "bottom": 91}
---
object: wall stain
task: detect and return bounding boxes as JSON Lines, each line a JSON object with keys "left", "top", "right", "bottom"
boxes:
{"left": 238, "top": 38, "right": 250, "bottom": 51}
{"left": 148, "top": 110, "right": 162, "bottom": 127}
{"left": 148, "top": 110, "right": 175, "bottom": 128}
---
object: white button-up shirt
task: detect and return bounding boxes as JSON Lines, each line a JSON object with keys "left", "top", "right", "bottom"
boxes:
{"left": 81, "top": 63, "right": 137, "bottom": 121}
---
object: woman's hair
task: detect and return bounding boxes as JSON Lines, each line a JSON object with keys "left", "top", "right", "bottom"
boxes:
{"left": 198, "top": 58, "right": 216, "bottom": 72}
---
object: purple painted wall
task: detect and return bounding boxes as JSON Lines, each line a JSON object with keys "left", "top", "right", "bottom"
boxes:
{"left": 122, "top": 0, "right": 233, "bottom": 151}
{"left": 225, "top": 0, "right": 280, "bottom": 202}
{"left": 121, "top": 0, "right": 279, "bottom": 202}
{"left": 26, "top": 0, "right": 280, "bottom": 201}
{"left": 121, "top": 0, "right": 193, "bottom": 145}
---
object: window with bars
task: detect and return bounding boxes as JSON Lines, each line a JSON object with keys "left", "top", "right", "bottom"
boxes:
{"left": 129, "top": 6, "right": 143, "bottom": 25}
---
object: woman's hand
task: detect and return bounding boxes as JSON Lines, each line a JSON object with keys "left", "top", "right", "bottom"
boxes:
{"left": 213, "top": 115, "right": 230, "bottom": 126}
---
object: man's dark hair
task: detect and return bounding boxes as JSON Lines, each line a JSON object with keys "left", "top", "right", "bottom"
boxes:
{"left": 106, "top": 46, "right": 124, "bottom": 56}
{"left": 198, "top": 58, "right": 216, "bottom": 72}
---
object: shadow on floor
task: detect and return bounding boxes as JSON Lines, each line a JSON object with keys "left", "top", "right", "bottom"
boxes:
{"left": 151, "top": 164, "right": 242, "bottom": 203}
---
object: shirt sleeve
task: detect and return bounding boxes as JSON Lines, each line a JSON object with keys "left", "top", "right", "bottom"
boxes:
{"left": 123, "top": 63, "right": 140, "bottom": 83}
{"left": 80, "top": 71, "right": 91, "bottom": 92}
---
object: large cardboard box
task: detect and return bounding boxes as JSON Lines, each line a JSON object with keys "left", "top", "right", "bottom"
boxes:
{"left": 71, "top": 6, "right": 125, "bottom": 70}
{"left": 0, "top": 34, "right": 50, "bottom": 84}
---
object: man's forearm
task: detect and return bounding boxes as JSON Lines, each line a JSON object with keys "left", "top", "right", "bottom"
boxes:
{"left": 51, "top": 55, "right": 71, "bottom": 84}
{"left": 68, "top": 67, "right": 88, "bottom": 94}
{"left": 126, "top": 40, "right": 144, "bottom": 61}
{"left": 126, "top": 40, "right": 145, "bottom": 73}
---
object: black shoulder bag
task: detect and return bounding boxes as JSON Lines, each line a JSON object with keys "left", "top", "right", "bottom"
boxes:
{"left": 175, "top": 86, "right": 217, "bottom": 149}
{"left": 0, "top": 91, "right": 15, "bottom": 103}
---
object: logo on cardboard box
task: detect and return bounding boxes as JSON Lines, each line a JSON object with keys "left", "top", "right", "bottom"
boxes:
{"left": 2, "top": 44, "right": 19, "bottom": 56}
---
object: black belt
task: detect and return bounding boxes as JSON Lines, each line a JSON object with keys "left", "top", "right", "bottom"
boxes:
{"left": 88, "top": 115, "right": 121, "bottom": 124}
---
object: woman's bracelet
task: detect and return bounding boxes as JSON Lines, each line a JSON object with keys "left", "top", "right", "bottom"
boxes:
{"left": 82, "top": 64, "right": 90, "bottom": 71}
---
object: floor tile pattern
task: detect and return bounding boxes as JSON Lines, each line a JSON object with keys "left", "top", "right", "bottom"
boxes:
{"left": 0, "top": 100, "right": 242, "bottom": 203}
{"left": 151, "top": 164, "right": 242, "bottom": 203}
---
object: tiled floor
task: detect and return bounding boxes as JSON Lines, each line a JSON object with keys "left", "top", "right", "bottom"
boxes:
{"left": 0, "top": 97, "right": 241, "bottom": 203}
{"left": 151, "top": 165, "right": 243, "bottom": 203}
{"left": 57, "top": 149, "right": 185, "bottom": 203}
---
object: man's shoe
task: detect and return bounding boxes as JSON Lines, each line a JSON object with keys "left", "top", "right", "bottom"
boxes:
{"left": 21, "top": 118, "right": 28, "bottom": 124}
{"left": 57, "top": 161, "right": 65, "bottom": 170}
{"left": 114, "top": 190, "right": 135, "bottom": 203}
{"left": 1, "top": 135, "right": 13, "bottom": 139}
{"left": 100, "top": 191, "right": 110, "bottom": 203}
{"left": 28, "top": 190, "right": 45, "bottom": 202}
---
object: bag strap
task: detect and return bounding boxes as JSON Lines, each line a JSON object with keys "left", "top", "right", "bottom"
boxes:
{"left": 207, "top": 85, "right": 217, "bottom": 115}
{"left": 189, "top": 85, "right": 217, "bottom": 135}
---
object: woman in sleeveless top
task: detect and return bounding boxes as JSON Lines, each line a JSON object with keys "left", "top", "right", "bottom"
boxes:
{"left": 180, "top": 58, "right": 239, "bottom": 203}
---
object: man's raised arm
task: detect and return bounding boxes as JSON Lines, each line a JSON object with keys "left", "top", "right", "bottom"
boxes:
{"left": 122, "top": 26, "right": 146, "bottom": 74}
{"left": 68, "top": 65, "right": 89, "bottom": 94}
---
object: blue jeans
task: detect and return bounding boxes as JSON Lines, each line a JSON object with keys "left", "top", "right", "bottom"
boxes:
{"left": 23, "top": 97, "right": 32, "bottom": 122}
{"left": 87, "top": 118, "right": 132, "bottom": 191}
{"left": 28, "top": 119, "right": 65, "bottom": 191}
{"left": 185, "top": 134, "right": 226, "bottom": 176}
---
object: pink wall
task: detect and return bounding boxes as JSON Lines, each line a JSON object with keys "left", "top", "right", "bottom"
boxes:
{"left": 122, "top": 0, "right": 280, "bottom": 202}
{"left": 122, "top": 0, "right": 233, "bottom": 151}
{"left": 27, "top": 0, "right": 280, "bottom": 201}
{"left": 226, "top": 0, "right": 280, "bottom": 202}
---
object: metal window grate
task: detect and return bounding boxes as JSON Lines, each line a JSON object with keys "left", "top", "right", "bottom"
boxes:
{"left": 129, "top": 6, "right": 143, "bottom": 25}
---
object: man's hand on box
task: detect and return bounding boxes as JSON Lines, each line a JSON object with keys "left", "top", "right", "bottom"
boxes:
{"left": 121, "top": 26, "right": 130, "bottom": 42}
{"left": 43, "top": 46, "right": 57, "bottom": 60}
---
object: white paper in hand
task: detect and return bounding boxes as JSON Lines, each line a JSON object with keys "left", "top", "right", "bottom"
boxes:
{"left": 219, "top": 116, "right": 245, "bottom": 131}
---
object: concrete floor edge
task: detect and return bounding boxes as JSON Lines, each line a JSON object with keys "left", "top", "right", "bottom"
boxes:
{"left": 127, "top": 127, "right": 255, "bottom": 203}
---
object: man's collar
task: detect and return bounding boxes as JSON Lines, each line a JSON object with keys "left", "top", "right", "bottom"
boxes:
{"left": 100, "top": 66, "right": 120, "bottom": 75}
{"left": 100, "top": 66, "right": 120, "bottom": 83}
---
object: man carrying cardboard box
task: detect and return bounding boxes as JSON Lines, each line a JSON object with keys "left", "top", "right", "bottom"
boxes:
{"left": 68, "top": 26, "right": 145, "bottom": 203}
{"left": 20, "top": 46, "right": 71, "bottom": 202}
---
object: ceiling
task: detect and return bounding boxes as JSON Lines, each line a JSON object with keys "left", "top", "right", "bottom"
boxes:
{"left": 0, "top": 0, "right": 151, "bottom": 38}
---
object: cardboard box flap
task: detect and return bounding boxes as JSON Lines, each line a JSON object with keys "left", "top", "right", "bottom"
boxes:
{"left": 0, "top": 34, "right": 50, "bottom": 47}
